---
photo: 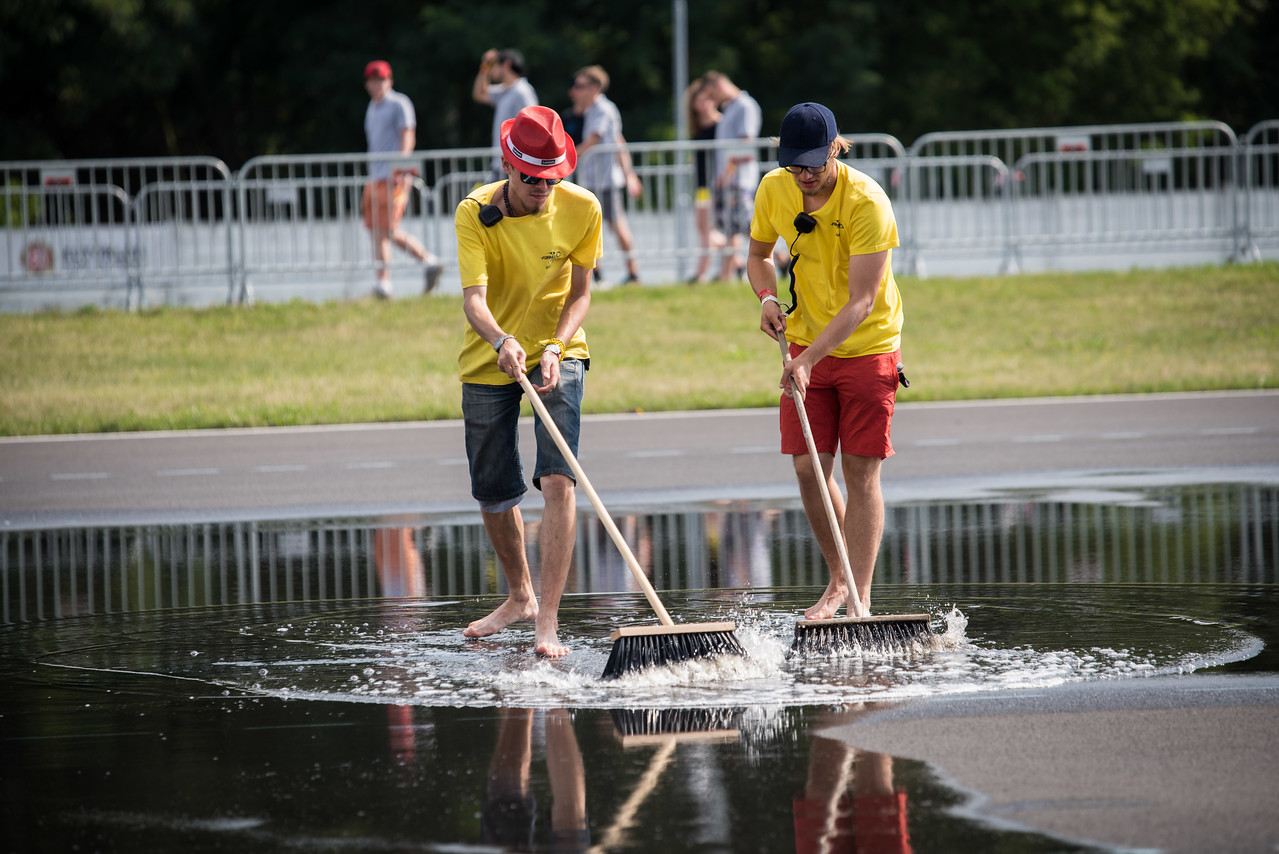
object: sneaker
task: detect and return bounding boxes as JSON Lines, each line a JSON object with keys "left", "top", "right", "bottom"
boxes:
{"left": 373, "top": 281, "right": 393, "bottom": 300}
{"left": 621, "top": 272, "right": 641, "bottom": 286}
{"left": 423, "top": 262, "right": 444, "bottom": 294}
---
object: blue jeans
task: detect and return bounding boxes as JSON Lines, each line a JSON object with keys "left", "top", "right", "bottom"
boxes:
{"left": 462, "top": 360, "right": 586, "bottom": 511}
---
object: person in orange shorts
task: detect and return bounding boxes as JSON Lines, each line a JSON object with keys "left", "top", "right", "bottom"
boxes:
{"left": 748, "top": 102, "right": 907, "bottom": 620}
{"left": 361, "top": 60, "right": 442, "bottom": 299}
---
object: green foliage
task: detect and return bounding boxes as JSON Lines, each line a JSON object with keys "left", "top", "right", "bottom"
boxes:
{"left": 1, "top": 179, "right": 43, "bottom": 227}
{"left": 0, "top": 0, "right": 1270, "bottom": 164}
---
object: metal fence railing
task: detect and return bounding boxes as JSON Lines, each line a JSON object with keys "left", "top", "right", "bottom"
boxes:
{"left": 1241, "top": 119, "right": 1279, "bottom": 260}
{"left": 1010, "top": 145, "right": 1239, "bottom": 266}
{"left": 2, "top": 121, "right": 1276, "bottom": 311}
{"left": 4, "top": 482, "right": 1273, "bottom": 624}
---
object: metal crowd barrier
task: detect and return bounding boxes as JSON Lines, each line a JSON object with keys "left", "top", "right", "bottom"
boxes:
{"left": 908, "top": 120, "right": 1238, "bottom": 168}
{"left": 903, "top": 120, "right": 1243, "bottom": 274}
{"left": 899, "top": 154, "right": 1015, "bottom": 276}
{"left": 1241, "top": 119, "right": 1279, "bottom": 260}
{"left": 2, "top": 121, "right": 1277, "bottom": 311}
{"left": 1009, "top": 144, "right": 1239, "bottom": 268}
{"left": 4, "top": 483, "right": 1273, "bottom": 623}
{"left": 0, "top": 157, "right": 232, "bottom": 309}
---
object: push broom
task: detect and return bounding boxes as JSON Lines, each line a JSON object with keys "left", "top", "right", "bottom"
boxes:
{"left": 515, "top": 372, "right": 746, "bottom": 678}
{"left": 594, "top": 707, "right": 740, "bottom": 852}
{"left": 775, "top": 336, "right": 932, "bottom": 653}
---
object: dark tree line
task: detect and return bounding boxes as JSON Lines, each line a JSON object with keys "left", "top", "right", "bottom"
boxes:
{"left": 2, "top": 0, "right": 1275, "bottom": 166}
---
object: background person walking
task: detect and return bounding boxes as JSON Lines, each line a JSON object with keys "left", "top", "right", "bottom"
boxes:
{"left": 684, "top": 76, "right": 726, "bottom": 283}
{"left": 703, "top": 71, "right": 762, "bottom": 281}
{"left": 568, "top": 65, "right": 643, "bottom": 286}
{"left": 361, "top": 60, "right": 442, "bottom": 299}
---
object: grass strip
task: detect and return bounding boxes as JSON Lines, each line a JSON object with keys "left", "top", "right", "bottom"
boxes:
{"left": 2, "top": 263, "right": 1276, "bottom": 436}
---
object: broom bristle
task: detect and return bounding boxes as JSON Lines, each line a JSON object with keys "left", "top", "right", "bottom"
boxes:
{"left": 602, "top": 622, "right": 747, "bottom": 679}
{"left": 791, "top": 613, "right": 933, "bottom": 655}
{"left": 610, "top": 707, "right": 742, "bottom": 742}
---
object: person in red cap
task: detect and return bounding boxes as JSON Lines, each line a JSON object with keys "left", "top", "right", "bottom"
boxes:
{"left": 453, "top": 105, "right": 603, "bottom": 658}
{"left": 361, "top": 60, "right": 443, "bottom": 299}
{"left": 748, "top": 102, "right": 906, "bottom": 621}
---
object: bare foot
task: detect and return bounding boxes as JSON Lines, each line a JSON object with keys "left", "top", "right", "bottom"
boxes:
{"left": 534, "top": 616, "right": 569, "bottom": 658}
{"left": 463, "top": 596, "right": 537, "bottom": 638}
{"left": 804, "top": 582, "right": 848, "bottom": 620}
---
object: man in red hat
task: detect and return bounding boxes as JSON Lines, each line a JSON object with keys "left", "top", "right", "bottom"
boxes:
{"left": 361, "top": 60, "right": 443, "bottom": 298}
{"left": 453, "top": 105, "right": 603, "bottom": 658}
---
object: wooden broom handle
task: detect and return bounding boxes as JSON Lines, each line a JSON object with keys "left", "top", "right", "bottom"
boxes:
{"left": 516, "top": 372, "right": 675, "bottom": 626}
{"left": 777, "top": 336, "right": 869, "bottom": 618}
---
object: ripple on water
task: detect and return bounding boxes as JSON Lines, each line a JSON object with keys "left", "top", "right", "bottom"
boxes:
{"left": 5, "top": 584, "right": 1261, "bottom": 710}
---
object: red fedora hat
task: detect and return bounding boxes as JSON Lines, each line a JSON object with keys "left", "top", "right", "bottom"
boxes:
{"left": 500, "top": 106, "right": 577, "bottom": 180}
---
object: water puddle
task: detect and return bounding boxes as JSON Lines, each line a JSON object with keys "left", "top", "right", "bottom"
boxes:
{"left": 3, "top": 481, "right": 1275, "bottom": 853}
{"left": 10, "top": 583, "right": 1264, "bottom": 712}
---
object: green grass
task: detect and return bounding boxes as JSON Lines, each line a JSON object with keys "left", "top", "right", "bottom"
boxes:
{"left": 2, "top": 263, "right": 1277, "bottom": 436}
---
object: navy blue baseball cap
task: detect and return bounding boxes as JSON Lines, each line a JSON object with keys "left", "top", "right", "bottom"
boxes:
{"left": 778, "top": 102, "right": 838, "bottom": 168}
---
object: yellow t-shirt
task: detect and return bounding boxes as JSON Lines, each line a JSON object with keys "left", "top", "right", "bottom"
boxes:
{"left": 750, "top": 162, "right": 903, "bottom": 358}
{"left": 455, "top": 180, "right": 603, "bottom": 384}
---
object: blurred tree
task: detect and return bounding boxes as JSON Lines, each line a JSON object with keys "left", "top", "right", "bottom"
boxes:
{"left": 872, "top": 0, "right": 1248, "bottom": 140}
{"left": 0, "top": 0, "right": 1269, "bottom": 164}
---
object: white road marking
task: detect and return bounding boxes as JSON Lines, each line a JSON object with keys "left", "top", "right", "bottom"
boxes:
{"left": 156, "top": 468, "right": 219, "bottom": 477}
{"left": 915, "top": 438, "right": 962, "bottom": 447}
{"left": 1202, "top": 427, "right": 1259, "bottom": 436}
{"left": 346, "top": 461, "right": 396, "bottom": 470}
{"left": 1102, "top": 432, "right": 1145, "bottom": 440}
{"left": 626, "top": 449, "right": 682, "bottom": 459}
{"left": 1013, "top": 434, "right": 1064, "bottom": 443}
{"left": 253, "top": 464, "right": 308, "bottom": 473}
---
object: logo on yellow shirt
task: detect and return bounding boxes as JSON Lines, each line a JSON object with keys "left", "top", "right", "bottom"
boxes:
{"left": 541, "top": 249, "right": 565, "bottom": 269}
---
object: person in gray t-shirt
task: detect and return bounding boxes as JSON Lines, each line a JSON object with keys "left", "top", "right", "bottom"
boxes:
{"left": 362, "top": 60, "right": 441, "bottom": 299}
{"left": 704, "top": 71, "right": 762, "bottom": 280}
{"left": 568, "top": 65, "right": 642, "bottom": 285}
{"left": 472, "top": 48, "right": 539, "bottom": 178}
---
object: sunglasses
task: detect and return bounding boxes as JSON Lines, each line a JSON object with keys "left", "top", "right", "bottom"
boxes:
{"left": 785, "top": 161, "right": 830, "bottom": 176}
{"left": 518, "top": 172, "right": 561, "bottom": 186}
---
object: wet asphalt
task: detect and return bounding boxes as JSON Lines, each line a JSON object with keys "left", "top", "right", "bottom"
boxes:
{"left": 3, "top": 390, "right": 1278, "bottom": 851}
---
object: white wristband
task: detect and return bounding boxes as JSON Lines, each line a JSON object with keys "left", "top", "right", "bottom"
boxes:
{"left": 492, "top": 333, "right": 515, "bottom": 352}
{"left": 760, "top": 295, "right": 781, "bottom": 309}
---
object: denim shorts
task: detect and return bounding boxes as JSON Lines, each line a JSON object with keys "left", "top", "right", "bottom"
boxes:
{"left": 462, "top": 359, "right": 586, "bottom": 510}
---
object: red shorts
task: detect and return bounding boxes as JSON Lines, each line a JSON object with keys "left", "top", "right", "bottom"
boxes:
{"left": 780, "top": 345, "right": 900, "bottom": 459}
{"left": 362, "top": 176, "right": 409, "bottom": 231}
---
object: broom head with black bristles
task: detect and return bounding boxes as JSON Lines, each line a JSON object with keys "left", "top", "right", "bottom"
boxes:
{"left": 792, "top": 612, "right": 933, "bottom": 655}
{"left": 603, "top": 621, "right": 747, "bottom": 679}
{"left": 609, "top": 707, "right": 742, "bottom": 745}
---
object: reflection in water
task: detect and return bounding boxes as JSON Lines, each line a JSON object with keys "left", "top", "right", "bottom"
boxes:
{"left": 797, "top": 707, "right": 913, "bottom": 854}
{"left": 3, "top": 483, "right": 1275, "bottom": 624}
{"left": 3, "top": 485, "right": 1272, "bottom": 853}
{"left": 483, "top": 708, "right": 589, "bottom": 852}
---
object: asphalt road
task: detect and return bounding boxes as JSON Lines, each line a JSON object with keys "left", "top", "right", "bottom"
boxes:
{"left": 3, "top": 390, "right": 1277, "bottom": 852}
{"left": 2, "top": 390, "right": 1277, "bottom": 527}
{"left": 827, "top": 674, "right": 1279, "bottom": 853}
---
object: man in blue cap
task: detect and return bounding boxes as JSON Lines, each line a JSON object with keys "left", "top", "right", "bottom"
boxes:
{"left": 746, "top": 102, "right": 905, "bottom": 621}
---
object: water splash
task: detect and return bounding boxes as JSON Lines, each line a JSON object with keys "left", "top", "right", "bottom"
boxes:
{"left": 7, "top": 586, "right": 1263, "bottom": 711}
